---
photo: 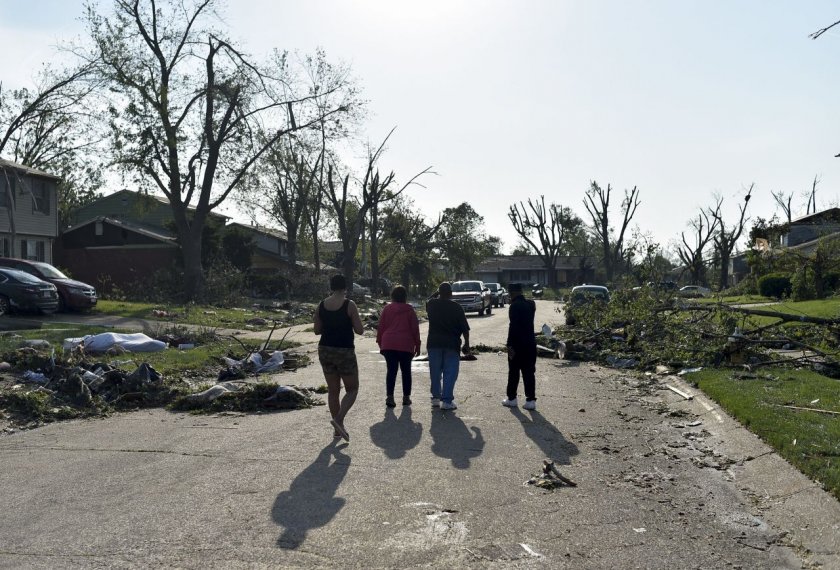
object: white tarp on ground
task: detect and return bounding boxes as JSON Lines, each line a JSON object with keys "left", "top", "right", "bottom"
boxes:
{"left": 63, "top": 332, "right": 167, "bottom": 353}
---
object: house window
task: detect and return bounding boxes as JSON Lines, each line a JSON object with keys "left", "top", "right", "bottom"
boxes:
{"left": 20, "top": 240, "right": 27, "bottom": 260}
{"left": 0, "top": 175, "right": 13, "bottom": 208}
{"left": 32, "top": 180, "right": 51, "bottom": 215}
{"left": 0, "top": 237, "right": 9, "bottom": 257}
{"left": 509, "top": 271, "right": 530, "bottom": 281}
{"left": 36, "top": 241, "right": 45, "bottom": 262}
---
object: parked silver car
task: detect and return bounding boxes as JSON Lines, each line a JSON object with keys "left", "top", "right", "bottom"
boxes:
{"left": 565, "top": 284, "right": 610, "bottom": 325}
{"left": 679, "top": 285, "right": 711, "bottom": 298}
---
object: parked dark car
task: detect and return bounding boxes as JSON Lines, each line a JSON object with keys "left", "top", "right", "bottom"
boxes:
{"left": 485, "top": 282, "right": 509, "bottom": 308}
{"left": 0, "top": 267, "right": 59, "bottom": 315}
{"left": 0, "top": 258, "right": 97, "bottom": 311}
{"left": 564, "top": 284, "right": 610, "bottom": 326}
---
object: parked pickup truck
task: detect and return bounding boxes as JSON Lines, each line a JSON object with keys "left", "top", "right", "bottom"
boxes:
{"left": 451, "top": 280, "right": 492, "bottom": 316}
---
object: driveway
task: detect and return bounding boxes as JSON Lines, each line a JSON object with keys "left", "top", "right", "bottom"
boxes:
{"left": 0, "top": 300, "right": 837, "bottom": 568}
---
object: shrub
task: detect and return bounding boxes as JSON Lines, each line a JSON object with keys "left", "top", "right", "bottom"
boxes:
{"left": 791, "top": 268, "right": 816, "bottom": 302}
{"left": 757, "top": 273, "right": 792, "bottom": 299}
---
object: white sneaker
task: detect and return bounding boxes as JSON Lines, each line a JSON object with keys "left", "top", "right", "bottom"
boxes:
{"left": 431, "top": 398, "right": 441, "bottom": 408}
{"left": 523, "top": 400, "right": 536, "bottom": 410}
{"left": 502, "top": 398, "right": 518, "bottom": 407}
{"left": 440, "top": 401, "right": 458, "bottom": 410}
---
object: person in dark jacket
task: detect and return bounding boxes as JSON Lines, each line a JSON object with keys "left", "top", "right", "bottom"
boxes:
{"left": 425, "top": 281, "right": 470, "bottom": 410}
{"left": 314, "top": 274, "right": 364, "bottom": 441}
{"left": 502, "top": 282, "right": 538, "bottom": 410}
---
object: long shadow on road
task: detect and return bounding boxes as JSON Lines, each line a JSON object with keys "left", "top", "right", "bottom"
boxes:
{"left": 369, "top": 406, "right": 423, "bottom": 459}
{"left": 272, "top": 440, "right": 350, "bottom": 549}
{"left": 429, "top": 411, "right": 485, "bottom": 469}
{"left": 507, "top": 408, "right": 579, "bottom": 465}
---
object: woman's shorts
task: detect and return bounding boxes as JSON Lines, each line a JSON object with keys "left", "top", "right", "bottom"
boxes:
{"left": 318, "top": 345, "right": 359, "bottom": 376}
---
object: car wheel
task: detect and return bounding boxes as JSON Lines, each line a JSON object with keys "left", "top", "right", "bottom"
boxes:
{"left": 0, "top": 295, "right": 9, "bottom": 316}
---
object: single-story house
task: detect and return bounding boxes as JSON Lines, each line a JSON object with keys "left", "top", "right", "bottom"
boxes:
{"left": 54, "top": 216, "right": 179, "bottom": 293}
{"left": 473, "top": 255, "right": 595, "bottom": 287}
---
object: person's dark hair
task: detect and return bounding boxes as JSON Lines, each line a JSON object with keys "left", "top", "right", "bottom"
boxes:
{"left": 391, "top": 285, "right": 407, "bottom": 303}
{"left": 329, "top": 274, "right": 347, "bottom": 291}
{"left": 509, "top": 282, "right": 523, "bottom": 293}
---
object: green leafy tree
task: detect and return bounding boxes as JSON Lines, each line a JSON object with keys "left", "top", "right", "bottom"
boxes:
{"left": 438, "top": 203, "right": 500, "bottom": 277}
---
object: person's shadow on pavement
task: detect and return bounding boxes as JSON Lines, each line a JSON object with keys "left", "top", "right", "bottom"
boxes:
{"left": 508, "top": 408, "right": 579, "bottom": 465}
{"left": 369, "top": 407, "right": 423, "bottom": 459}
{"left": 272, "top": 440, "right": 350, "bottom": 549}
{"left": 429, "top": 411, "right": 485, "bottom": 469}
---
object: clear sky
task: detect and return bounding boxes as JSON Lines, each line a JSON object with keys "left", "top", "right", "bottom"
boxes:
{"left": 2, "top": 0, "right": 839, "bottom": 255}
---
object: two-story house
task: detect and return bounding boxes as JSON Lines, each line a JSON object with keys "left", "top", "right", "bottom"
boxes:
{"left": 0, "top": 159, "right": 60, "bottom": 263}
{"left": 729, "top": 207, "right": 840, "bottom": 286}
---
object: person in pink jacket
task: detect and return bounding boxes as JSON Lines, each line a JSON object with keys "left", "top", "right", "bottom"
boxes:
{"left": 376, "top": 285, "right": 422, "bottom": 407}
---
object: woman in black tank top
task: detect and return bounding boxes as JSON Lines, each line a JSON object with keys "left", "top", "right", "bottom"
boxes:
{"left": 314, "top": 275, "right": 364, "bottom": 441}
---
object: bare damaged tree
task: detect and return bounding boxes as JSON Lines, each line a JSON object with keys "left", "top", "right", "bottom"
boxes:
{"left": 81, "top": 0, "right": 355, "bottom": 300}
{"left": 364, "top": 130, "right": 432, "bottom": 294}
{"left": 583, "top": 181, "right": 640, "bottom": 282}
{"left": 805, "top": 175, "right": 820, "bottom": 216}
{"left": 677, "top": 210, "right": 718, "bottom": 286}
{"left": 241, "top": 135, "right": 322, "bottom": 266}
{"left": 323, "top": 131, "right": 430, "bottom": 288}
{"left": 771, "top": 190, "right": 793, "bottom": 224}
{"left": 508, "top": 196, "right": 581, "bottom": 287}
{"left": 708, "top": 184, "right": 753, "bottom": 290}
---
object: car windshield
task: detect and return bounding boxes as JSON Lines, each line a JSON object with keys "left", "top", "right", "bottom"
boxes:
{"left": 452, "top": 282, "right": 481, "bottom": 292}
{"left": 572, "top": 288, "right": 608, "bottom": 302}
{"left": 486, "top": 283, "right": 500, "bottom": 291}
{"left": 31, "top": 262, "right": 68, "bottom": 279}
{"left": 0, "top": 268, "right": 44, "bottom": 284}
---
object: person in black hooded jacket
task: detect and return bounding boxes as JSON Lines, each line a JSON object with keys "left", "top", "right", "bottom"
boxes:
{"left": 502, "top": 282, "right": 538, "bottom": 410}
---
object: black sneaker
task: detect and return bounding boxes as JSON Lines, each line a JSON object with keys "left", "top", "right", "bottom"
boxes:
{"left": 386, "top": 396, "right": 396, "bottom": 408}
{"left": 403, "top": 396, "right": 412, "bottom": 406}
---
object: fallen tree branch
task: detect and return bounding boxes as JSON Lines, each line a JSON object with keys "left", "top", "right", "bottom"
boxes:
{"left": 779, "top": 404, "right": 840, "bottom": 416}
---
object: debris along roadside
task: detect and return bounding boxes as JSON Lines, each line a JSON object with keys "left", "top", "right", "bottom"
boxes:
{"left": 0, "top": 324, "right": 316, "bottom": 433}
{"left": 556, "top": 288, "right": 840, "bottom": 377}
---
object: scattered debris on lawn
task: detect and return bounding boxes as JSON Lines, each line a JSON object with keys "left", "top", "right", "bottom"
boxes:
{"left": 558, "top": 291, "right": 840, "bottom": 377}
{"left": 170, "top": 382, "right": 321, "bottom": 413}
{"left": 525, "top": 459, "right": 577, "bottom": 490}
{"left": 0, "top": 325, "right": 314, "bottom": 430}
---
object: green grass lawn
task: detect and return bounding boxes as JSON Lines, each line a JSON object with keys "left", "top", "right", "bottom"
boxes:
{"left": 684, "top": 367, "right": 840, "bottom": 500}
{"left": 93, "top": 300, "right": 313, "bottom": 330}
{"left": 747, "top": 297, "right": 840, "bottom": 320}
{"left": 695, "top": 294, "right": 776, "bottom": 304}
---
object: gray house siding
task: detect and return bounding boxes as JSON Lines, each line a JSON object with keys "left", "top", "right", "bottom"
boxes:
{"left": 0, "top": 160, "right": 60, "bottom": 263}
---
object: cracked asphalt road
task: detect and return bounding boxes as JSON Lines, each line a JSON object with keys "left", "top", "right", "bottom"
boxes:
{"left": 0, "top": 300, "right": 838, "bottom": 568}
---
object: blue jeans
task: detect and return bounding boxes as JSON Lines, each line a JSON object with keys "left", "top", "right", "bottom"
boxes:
{"left": 428, "top": 348, "right": 460, "bottom": 403}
